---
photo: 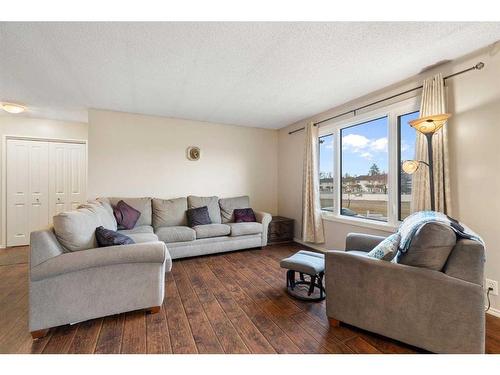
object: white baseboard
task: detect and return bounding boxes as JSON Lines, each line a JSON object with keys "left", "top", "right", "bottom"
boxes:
{"left": 293, "top": 237, "right": 328, "bottom": 253}
{"left": 486, "top": 306, "right": 500, "bottom": 318}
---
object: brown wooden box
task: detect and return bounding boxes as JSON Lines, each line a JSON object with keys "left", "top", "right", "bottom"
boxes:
{"left": 267, "top": 216, "right": 294, "bottom": 244}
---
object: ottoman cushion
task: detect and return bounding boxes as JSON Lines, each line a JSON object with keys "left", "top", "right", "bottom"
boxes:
{"left": 280, "top": 250, "right": 325, "bottom": 275}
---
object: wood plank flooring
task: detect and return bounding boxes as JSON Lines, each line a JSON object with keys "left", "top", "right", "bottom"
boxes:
{"left": 1, "top": 243, "right": 500, "bottom": 354}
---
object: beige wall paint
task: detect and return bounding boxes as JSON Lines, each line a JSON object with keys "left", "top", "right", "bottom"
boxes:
{"left": 278, "top": 44, "right": 500, "bottom": 310}
{"left": 88, "top": 109, "right": 278, "bottom": 216}
{"left": 0, "top": 115, "right": 88, "bottom": 247}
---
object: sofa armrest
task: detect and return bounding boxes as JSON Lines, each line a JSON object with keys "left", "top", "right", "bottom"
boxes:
{"left": 325, "top": 250, "right": 485, "bottom": 353}
{"left": 444, "top": 239, "right": 485, "bottom": 285}
{"left": 345, "top": 232, "right": 386, "bottom": 252}
{"left": 30, "top": 230, "right": 66, "bottom": 268}
{"left": 254, "top": 211, "right": 272, "bottom": 246}
{"left": 31, "top": 241, "right": 169, "bottom": 282}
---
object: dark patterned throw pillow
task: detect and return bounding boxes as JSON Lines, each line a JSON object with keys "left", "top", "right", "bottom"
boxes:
{"left": 113, "top": 200, "right": 141, "bottom": 230}
{"left": 187, "top": 206, "right": 212, "bottom": 227}
{"left": 233, "top": 208, "right": 256, "bottom": 223}
{"left": 95, "top": 226, "right": 135, "bottom": 247}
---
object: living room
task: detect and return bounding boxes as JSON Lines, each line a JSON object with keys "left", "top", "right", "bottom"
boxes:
{"left": 1, "top": 1, "right": 500, "bottom": 373}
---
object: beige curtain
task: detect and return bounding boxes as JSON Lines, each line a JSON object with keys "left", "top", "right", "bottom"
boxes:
{"left": 302, "top": 122, "right": 325, "bottom": 243}
{"left": 410, "top": 73, "right": 452, "bottom": 214}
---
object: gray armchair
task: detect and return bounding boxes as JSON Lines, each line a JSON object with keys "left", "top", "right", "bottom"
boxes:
{"left": 325, "top": 232, "right": 485, "bottom": 353}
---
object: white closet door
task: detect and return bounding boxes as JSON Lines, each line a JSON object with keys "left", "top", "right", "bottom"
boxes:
{"left": 6, "top": 140, "right": 30, "bottom": 246}
{"left": 66, "top": 143, "right": 87, "bottom": 211}
{"left": 48, "top": 142, "right": 87, "bottom": 221}
{"left": 7, "top": 140, "right": 49, "bottom": 246}
{"left": 49, "top": 142, "right": 68, "bottom": 219}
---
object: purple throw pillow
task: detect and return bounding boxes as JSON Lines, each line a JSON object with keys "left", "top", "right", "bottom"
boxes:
{"left": 234, "top": 208, "right": 256, "bottom": 223}
{"left": 187, "top": 206, "right": 212, "bottom": 227}
{"left": 113, "top": 200, "right": 141, "bottom": 230}
{"left": 95, "top": 226, "right": 135, "bottom": 247}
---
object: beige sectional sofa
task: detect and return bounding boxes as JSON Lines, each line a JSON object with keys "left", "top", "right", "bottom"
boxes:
{"left": 29, "top": 195, "right": 270, "bottom": 337}
{"left": 98, "top": 195, "right": 272, "bottom": 259}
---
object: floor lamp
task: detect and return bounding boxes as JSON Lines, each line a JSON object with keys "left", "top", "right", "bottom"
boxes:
{"left": 402, "top": 113, "right": 451, "bottom": 211}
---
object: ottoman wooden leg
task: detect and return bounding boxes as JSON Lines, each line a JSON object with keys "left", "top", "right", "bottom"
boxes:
{"left": 329, "top": 318, "right": 340, "bottom": 328}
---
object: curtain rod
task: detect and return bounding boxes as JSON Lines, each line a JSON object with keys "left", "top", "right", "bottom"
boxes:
{"left": 288, "top": 61, "right": 485, "bottom": 135}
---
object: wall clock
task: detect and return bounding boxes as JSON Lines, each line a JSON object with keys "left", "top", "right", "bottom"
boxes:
{"left": 187, "top": 146, "right": 201, "bottom": 161}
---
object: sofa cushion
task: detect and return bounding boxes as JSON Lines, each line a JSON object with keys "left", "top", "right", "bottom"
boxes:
{"left": 118, "top": 225, "right": 154, "bottom": 235}
{"left": 347, "top": 250, "right": 371, "bottom": 257}
{"left": 219, "top": 196, "right": 250, "bottom": 223}
{"left": 367, "top": 233, "right": 400, "bottom": 261}
{"left": 96, "top": 226, "right": 135, "bottom": 247}
{"left": 234, "top": 208, "right": 257, "bottom": 223}
{"left": 187, "top": 206, "right": 212, "bottom": 227}
{"left": 397, "top": 222, "right": 456, "bottom": 271}
{"left": 113, "top": 200, "right": 141, "bottom": 230}
{"left": 228, "top": 222, "right": 262, "bottom": 237}
{"left": 99, "top": 197, "right": 152, "bottom": 226}
{"left": 152, "top": 197, "right": 188, "bottom": 229}
{"left": 53, "top": 207, "right": 101, "bottom": 251}
{"left": 79, "top": 201, "right": 117, "bottom": 231}
{"left": 194, "top": 224, "right": 231, "bottom": 239}
{"left": 188, "top": 195, "right": 221, "bottom": 224}
{"left": 156, "top": 226, "right": 196, "bottom": 243}
{"left": 124, "top": 232, "right": 159, "bottom": 244}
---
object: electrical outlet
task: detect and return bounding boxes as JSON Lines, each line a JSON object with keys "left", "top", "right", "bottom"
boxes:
{"left": 486, "top": 279, "right": 498, "bottom": 296}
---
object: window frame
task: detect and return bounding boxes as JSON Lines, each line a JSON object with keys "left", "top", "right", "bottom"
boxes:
{"left": 339, "top": 115, "right": 389, "bottom": 223}
{"left": 318, "top": 133, "right": 335, "bottom": 212}
{"left": 397, "top": 110, "right": 420, "bottom": 222}
{"left": 318, "top": 96, "right": 420, "bottom": 230}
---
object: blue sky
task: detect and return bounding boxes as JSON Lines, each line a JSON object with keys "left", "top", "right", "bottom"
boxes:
{"left": 319, "top": 111, "right": 419, "bottom": 177}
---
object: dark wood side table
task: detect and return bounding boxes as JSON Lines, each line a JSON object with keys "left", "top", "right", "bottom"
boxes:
{"left": 267, "top": 216, "right": 294, "bottom": 245}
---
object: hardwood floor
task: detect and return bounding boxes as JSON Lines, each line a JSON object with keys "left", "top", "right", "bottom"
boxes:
{"left": 1, "top": 243, "right": 499, "bottom": 354}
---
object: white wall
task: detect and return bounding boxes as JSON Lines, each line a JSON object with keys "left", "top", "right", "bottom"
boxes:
{"left": 0, "top": 114, "right": 88, "bottom": 247}
{"left": 278, "top": 44, "right": 500, "bottom": 311}
{"left": 88, "top": 109, "right": 278, "bottom": 215}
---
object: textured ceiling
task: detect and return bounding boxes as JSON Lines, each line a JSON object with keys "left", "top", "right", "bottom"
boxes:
{"left": 1, "top": 22, "right": 500, "bottom": 128}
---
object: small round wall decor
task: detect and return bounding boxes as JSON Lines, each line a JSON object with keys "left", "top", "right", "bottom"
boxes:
{"left": 187, "top": 146, "right": 201, "bottom": 161}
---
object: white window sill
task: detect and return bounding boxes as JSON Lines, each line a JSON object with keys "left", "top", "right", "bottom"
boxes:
{"left": 321, "top": 212, "right": 397, "bottom": 233}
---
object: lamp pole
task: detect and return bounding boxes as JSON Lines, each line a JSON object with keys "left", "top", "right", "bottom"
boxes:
{"left": 408, "top": 114, "right": 450, "bottom": 212}
{"left": 425, "top": 133, "right": 435, "bottom": 211}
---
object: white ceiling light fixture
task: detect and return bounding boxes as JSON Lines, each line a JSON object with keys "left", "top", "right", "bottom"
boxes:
{"left": 1, "top": 102, "right": 26, "bottom": 114}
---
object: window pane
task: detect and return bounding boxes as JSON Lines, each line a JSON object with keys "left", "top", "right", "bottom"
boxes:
{"left": 341, "top": 117, "right": 388, "bottom": 222}
{"left": 398, "top": 111, "right": 419, "bottom": 220}
{"left": 319, "top": 134, "right": 334, "bottom": 212}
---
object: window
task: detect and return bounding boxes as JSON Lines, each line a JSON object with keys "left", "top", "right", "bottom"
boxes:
{"left": 318, "top": 97, "right": 420, "bottom": 227}
{"left": 319, "top": 134, "right": 334, "bottom": 212}
{"left": 398, "top": 111, "right": 420, "bottom": 220}
{"left": 341, "top": 117, "right": 389, "bottom": 222}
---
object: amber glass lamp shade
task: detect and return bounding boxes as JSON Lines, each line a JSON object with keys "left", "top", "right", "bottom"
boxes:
{"left": 409, "top": 113, "right": 451, "bottom": 134}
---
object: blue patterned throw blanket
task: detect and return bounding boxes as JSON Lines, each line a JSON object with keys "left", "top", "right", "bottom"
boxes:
{"left": 398, "top": 211, "right": 485, "bottom": 254}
